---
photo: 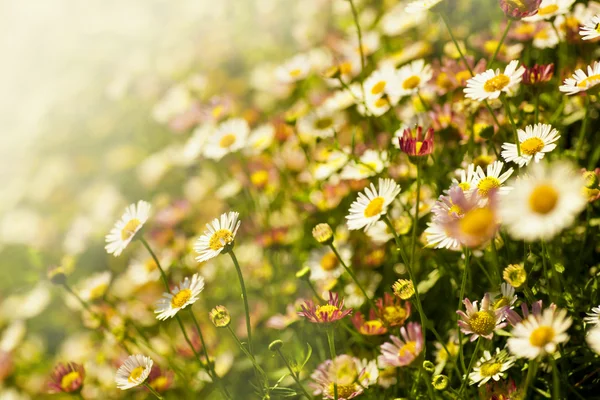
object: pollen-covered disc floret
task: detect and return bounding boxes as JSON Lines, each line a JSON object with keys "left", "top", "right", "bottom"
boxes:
{"left": 346, "top": 178, "right": 401, "bottom": 231}
{"left": 501, "top": 123, "right": 560, "bottom": 167}
{"left": 155, "top": 274, "right": 205, "bottom": 320}
{"left": 298, "top": 291, "right": 353, "bottom": 324}
{"left": 105, "top": 200, "right": 151, "bottom": 257}
{"left": 457, "top": 293, "right": 508, "bottom": 341}
{"left": 195, "top": 211, "right": 241, "bottom": 262}
{"left": 378, "top": 322, "right": 424, "bottom": 367}
{"left": 115, "top": 354, "right": 153, "bottom": 390}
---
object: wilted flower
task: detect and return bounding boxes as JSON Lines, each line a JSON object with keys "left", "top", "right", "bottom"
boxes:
{"left": 210, "top": 305, "right": 231, "bottom": 328}
{"left": 48, "top": 362, "right": 85, "bottom": 393}
{"left": 298, "top": 292, "right": 352, "bottom": 324}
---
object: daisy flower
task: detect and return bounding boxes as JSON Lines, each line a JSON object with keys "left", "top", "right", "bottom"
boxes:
{"left": 352, "top": 310, "right": 388, "bottom": 335}
{"left": 310, "top": 355, "right": 366, "bottom": 400}
{"left": 306, "top": 246, "right": 351, "bottom": 284}
{"left": 492, "top": 283, "right": 518, "bottom": 313}
{"left": 77, "top": 271, "right": 112, "bottom": 303}
{"left": 506, "top": 300, "right": 544, "bottom": 326}
{"left": 532, "top": 23, "right": 560, "bottom": 48}
{"left": 452, "top": 164, "right": 477, "bottom": 192}
{"left": 105, "top": 200, "right": 151, "bottom": 257}
{"left": 559, "top": 61, "right": 600, "bottom": 95}
{"left": 424, "top": 220, "right": 462, "bottom": 250}
{"left": 580, "top": 14, "right": 600, "bottom": 40}
{"left": 376, "top": 292, "right": 412, "bottom": 327}
{"left": 115, "top": 354, "right": 153, "bottom": 390}
{"left": 245, "top": 124, "right": 275, "bottom": 155}
{"left": 499, "top": 161, "right": 587, "bottom": 241}
{"left": 469, "top": 348, "right": 516, "bottom": 387}
{"left": 155, "top": 274, "right": 205, "bottom": 320}
{"left": 340, "top": 149, "right": 387, "bottom": 180}
{"left": 457, "top": 294, "right": 507, "bottom": 341}
{"left": 464, "top": 60, "right": 525, "bottom": 101}
{"left": 296, "top": 109, "right": 344, "bottom": 141}
{"left": 501, "top": 123, "right": 560, "bottom": 167}
{"left": 523, "top": 0, "right": 576, "bottom": 21}
{"left": 356, "top": 358, "right": 379, "bottom": 388}
{"left": 275, "top": 54, "right": 311, "bottom": 83}
{"left": 378, "top": 322, "right": 424, "bottom": 367}
{"left": 194, "top": 212, "right": 241, "bottom": 262}
{"left": 587, "top": 325, "right": 600, "bottom": 355}
{"left": 363, "top": 65, "right": 400, "bottom": 100}
{"left": 472, "top": 161, "right": 514, "bottom": 198}
{"left": 405, "top": 0, "right": 444, "bottom": 13}
{"left": 346, "top": 178, "right": 402, "bottom": 231}
{"left": 298, "top": 291, "right": 352, "bottom": 324}
{"left": 48, "top": 362, "right": 85, "bottom": 393}
{"left": 584, "top": 306, "right": 600, "bottom": 326}
{"left": 392, "top": 59, "right": 433, "bottom": 98}
{"left": 507, "top": 307, "right": 571, "bottom": 359}
{"left": 202, "top": 118, "right": 249, "bottom": 160}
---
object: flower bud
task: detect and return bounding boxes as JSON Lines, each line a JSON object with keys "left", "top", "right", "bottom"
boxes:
{"left": 392, "top": 279, "right": 415, "bottom": 300}
{"left": 312, "top": 223, "right": 334, "bottom": 245}
{"left": 583, "top": 171, "right": 599, "bottom": 188}
{"left": 47, "top": 265, "right": 67, "bottom": 286}
{"left": 295, "top": 266, "right": 311, "bottom": 280}
{"left": 422, "top": 360, "right": 435, "bottom": 373}
{"left": 268, "top": 340, "right": 284, "bottom": 352}
{"left": 432, "top": 374, "right": 449, "bottom": 390}
{"left": 503, "top": 264, "right": 527, "bottom": 289}
{"left": 209, "top": 306, "right": 231, "bottom": 328}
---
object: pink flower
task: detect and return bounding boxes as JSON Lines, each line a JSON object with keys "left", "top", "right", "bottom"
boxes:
{"left": 457, "top": 294, "right": 507, "bottom": 341}
{"left": 398, "top": 126, "right": 434, "bottom": 157}
{"left": 506, "top": 300, "right": 545, "bottom": 326}
{"left": 499, "top": 0, "right": 542, "bottom": 19}
{"left": 352, "top": 309, "right": 387, "bottom": 336}
{"left": 378, "top": 322, "right": 424, "bottom": 367}
{"left": 48, "top": 362, "right": 85, "bottom": 393}
{"left": 310, "top": 355, "right": 366, "bottom": 400}
{"left": 298, "top": 292, "right": 353, "bottom": 324}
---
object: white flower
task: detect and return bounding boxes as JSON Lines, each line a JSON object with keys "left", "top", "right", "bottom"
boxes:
{"left": 523, "top": 0, "right": 576, "bottom": 22}
{"left": 584, "top": 306, "right": 600, "bottom": 326}
{"left": 296, "top": 109, "right": 344, "bottom": 141}
{"left": 306, "top": 246, "right": 351, "bottom": 283}
{"left": 587, "top": 325, "right": 600, "bottom": 354}
{"left": 472, "top": 161, "right": 514, "bottom": 198}
{"left": 203, "top": 118, "right": 249, "bottom": 160}
{"left": 501, "top": 124, "right": 560, "bottom": 167}
{"left": 115, "top": 354, "right": 153, "bottom": 390}
{"left": 355, "top": 358, "right": 379, "bottom": 387}
{"left": 346, "top": 178, "right": 402, "bottom": 231}
{"left": 405, "top": 0, "right": 444, "bottom": 13}
{"left": 580, "top": 14, "right": 600, "bottom": 40}
{"left": 340, "top": 150, "right": 387, "bottom": 180}
{"left": 424, "top": 220, "right": 462, "bottom": 251}
{"left": 469, "top": 348, "right": 515, "bottom": 386}
{"left": 194, "top": 212, "right": 241, "bottom": 262}
{"left": 532, "top": 23, "right": 560, "bottom": 49}
{"left": 105, "top": 201, "right": 151, "bottom": 257}
{"left": 77, "top": 271, "right": 112, "bottom": 303}
{"left": 391, "top": 59, "right": 432, "bottom": 98}
{"left": 155, "top": 274, "right": 205, "bottom": 320}
{"left": 245, "top": 124, "right": 275, "bottom": 155}
{"left": 275, "top": 54, "right": 311, "bottom": 83}
{"left": 499, "top": 161, "right": 586, "bottom": 241}
{"left": 464, "top": 60, "right": 525, "bottom": 101}
{"left": 559, "top": 61, "right": 600, "bottom": 95}
{"left": 508, "top": 308, "right": 572, "bottom": 359}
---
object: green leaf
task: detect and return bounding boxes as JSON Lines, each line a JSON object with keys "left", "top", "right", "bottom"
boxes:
{"left": 299, "top": 343, "right": 312, "bottom": 370}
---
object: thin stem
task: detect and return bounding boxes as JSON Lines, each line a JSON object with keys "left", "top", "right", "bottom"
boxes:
{"left": 143, "top": 382, "right": 164, "bottom": 400}
{"left": 534, "top": 90, "right": 540, "bottom": 124}
{"left": 329, "top": 243, "right": 377, "bottom": 311}
{"left": 226, "top": 326, "right": 266, "bottom": 376}
{"left": 501, "top": 95, "right": 521, "bottom": 156}
{"left": 458, "top": 338, "right": 481, "bottom": 396}
{"left": 549, "top": 356, "right": 560, "bottom": 400}
{"left": 524, "top": 360, "right": 538, "bottom": 398}
{"left": 276, "top": 349, "right": 313, "bottom": 399}
{"left": 489, "top": 20, "right": 512, "bottom": 67}
{"left": 348, "top": 0, "right": 366, "bottom": 98}
{"left": 326, "top": 328, "right": 338, "bottom": 400}
{"left": 457, "top": 250, "right": 471, "bottom": 374}
{"left": 410, "top": 160, "right": 422, "bottom": 270}
{"left": 575, "top": 97, "right": 590, "bottom": 159}
{"left": 421, "top": 365, "right": 435, "bottom": 399}
{"left": 62, "top": 283, "right": 95, "bottom": 316}
{"left": 139, "top": 236, "right": 170, "bottom": 292}
{"left": 490, "top": 239, "right": 502, "bottom": 286}
{"left": 174, "top": 315, "right": 205, "bottom": 368}
{"left": 228, "top": 250, "right": 253, "bottom": 355}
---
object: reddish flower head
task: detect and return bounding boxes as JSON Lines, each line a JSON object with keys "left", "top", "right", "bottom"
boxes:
{"left": 48, "top": 362, "right": 85, "bottom": 393}
{"left": 351, "top": 310, "right": 387, "bottom": 335}
{"left": 147, "top": 365, "right": 174, "bottom": 393}
{"left": 398, "top": 126, "right": 434, "bottom": 157}
{"left": 376, "top": 293, "right": 412, "bottom": 327}
{"left": 299, "top": 292, "right": 352, "bottom": 324}
{"left": 522, "top": 63, "right": 554, "bottom": 85}
{"left": 499, "top": 0, "right": 542, "bottom": 20}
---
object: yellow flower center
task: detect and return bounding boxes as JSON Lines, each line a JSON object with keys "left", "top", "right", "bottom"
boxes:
{"left": 371, "top": 80, "right": 386, "bottom": 95}
{"left": 329, "top": 383, "right": 357, "bottom": 398}
{"left": 521, "top": 137, "right": 545, "bottom": 155}
{"left": 402, "top": 75, "right": 421, "bottom": 90}
{"left": 437, "top": 341, "right": 458, "bottom": 362}
{"left": 219, "top": 134, "right": 237, "bottom": 148}
{"left": 212, "top": 104, "right": 224, "bottom": 119}
{"left": 483, "top": 74, "right": 510, "bottom": 93}
{"left": 250, "top": 170, "right": 269, "bottom": 187}
{"left": 374, "top": 97, "right": 388, "bottom": 108}
{"left": 89, "top": 283, "right": 108, "bottom": 300}
{"left": 128, "top": 366, "right": 145, "bottom": 383}
{"left": 144, "top": 258, "right": 157, "bottom": 272}
{"left": 577, "top": 74, "right": 600, "bottom": 88}
{"left": 529, "top": 326, "right": 555, "bottom": 347}
{"left": 150, "top": 376, "right": 169, "bottom": 391}
{"left": 383, "top": 305, "right": 407, "bottom": 326}
{"left": 459, "top": 207, "right": 494, "bottom": 240}
{"left": 505, "top": 0, "right": 527, "bottom": 11}
{"left": 529, "top": 184, "right": 558, "bottom": 214}
{"left": 171, "top": 288, "right": 192, "bottom": 308}
{"left": 455, "top": 70, "right": 472, "bottom": 84}
{"left": 320, "top": 252, "right": 339, "bottom": 271}
{"left": 480, "top": 362, "right": 502, "bottom": 377}
{"left": 289, "top": 68, "right": 302, "bottom": 77}
{"left": 121, "top": 218, "right": 141, "bottom": 240}
{"left": 314, "top": 117, "right": 333, "bottom": 130}
{"left": 534, "top": 29, "right": 549, "bottom": 40}
{"left": 537, "top": 4, "right": 559, "bottom": 16}
{"left": 596, "top": 23, "right": 600, "bottom": 34}
{"left": 493, "top": 297, "right": 510, "bottom": 310}
{"left": 398, "top": 341, "right": 418, "bottom": 357}
{"left": 459, "top": 182, "right": 471, "bottom": 191}
{"left": 415, "top": 141, "right": 424, "bottom": 154}
{"left": 360, "top": 320, "right": 385, "bottom": 334}
{"left": 515, "top": 24, "right": 536, "bottom": 35}
{"left": 468, "top": 310, "right": 497, "bottom": 335}
{"left": 316, "top": 304, "right": 340, "bottom": 321}
{"left": 364, "top": 197, "right": 385, "bottom": 218}
{"left": 448, "top": 203, "right": 463, "bottom": 216}
{"left": 436, "top": 72, "right": 452, "bottom": 90}
{"left": 477, "top": 176, "right": 501, "bottom": 197}
{"left": 208, "top": 229, "right": 234, "bottom": 251}
{"left": 340, "top": 62, "right": 353, "bottom": 75}
{"left": 60, "top": 371, "right": 81, "bottom": 391}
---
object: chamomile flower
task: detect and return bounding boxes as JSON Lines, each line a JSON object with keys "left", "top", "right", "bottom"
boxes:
{"left": 275, "top": 54, "right": 311, "bottom": 83}
{"left": 584, "top": 306, "right": 600, "bottom": 326}
{"left": 245, "top": 124, "right": 275, "bottom": 155}
{"left": 501, "top": 123, "right": 560, "bottom": 167}
{"left": 340, "top": 150, "right": 387, "bottom": 180}
{"left": 310, "top": 355, "right": 366, "bottom": 400}
{"left": 523, "top": 0, "right": 576, "bottom": 22}
{"left": 406, "top": 0, "right": 444, "bottom": 13}
{"left": 457, "top": 294, "right": 507, "bottom": 341}
{"left": 105, "top": 200, "right": 151, "bottom": 257}
{"left": 203, "top": 118, "right": 249, "bottom": 160}
{"left": 77, "top": 271, "right": 112, "bottom": 303}
{"left": 492, "top": 283, "right": 518, "bottom": 312}
{"left": 194, "top": 212, "right": 241, "bottom": 262}
{"left": 363, "top": 66, "right": 399, "bottom": 100}
{"left": 464, "top": 60, "right": 525, "bottom": 101}
{"left": 580, "top": 14, "right": 600, "bottom": 40}
{"left": 587, "top": 325, "right": 600, "bottom": 354}
{"left": 473, "top": 161, "right": 514, "bottom": 198}
{"left": 155, "top": 274, "right": 205, "bottom": 320}
{"left": 469, "top": 348, "right": 515, "bottom": 386}
{"left": 346, "top": 178, "right": 402, "bottom": 231}
{"left": 559, "top": 61, "right": 600, "bottom": 95}
{"left": 499, "top": 161, "right": 586, "bottom": 241}
{"left": 296, "top": 109, "right": 344, "bottom": 141}
{"left": 424, "top": 220, "right": 462, "bottom": 250}
{"left": 115, "top": 354, "right": 153, "bottom": 390}
{"left": 306, "top": 246, "right": 351, "bottom": 283}
{"left": 392, "top": 59, "right": 433, "bottom": 98}
{"left": 452, "top": 164, "right": 477, "bottom": 192}
{"left": 507, "top": 307, "right": 571, "bottom": 359}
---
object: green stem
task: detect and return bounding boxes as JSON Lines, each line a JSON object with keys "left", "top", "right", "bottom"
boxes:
{"left": 501, "top": 95, "right": 521, "bottom": 156}
{"left": 276, "top": 349, "right": 313, "bottom": 399}
{"left": 490, "top": 239, "right": 502, "bottom": 286}
{"left": 549, "top": 356, "right": 560, "bottom": 400}
{"left": 575, "top": 98, "right": 590, "bottom": 159}
{"left": 228, "top": 250, "right": 253, "bottom": 355}
{"left": 326, "top": 328, "right": 338, "bottom": 400}
{"left": 174, "top": 315, "right": 205, "bottom": 369}
{"left": 139, "top": 237, "right": 170, "bottom": 292}
{"left": 458, "top": 338, "right": 481, "bottom": 396}
{"left": 457, "top": 250, "right": 471, "bottom": 374}
{"left": 226, "top": 326, "right": 266, "bottom": 377}
{"left": 421, "top": 365, "right": 435, "bottom": 399}
{"left": 489, "top": 20, "right": 512, "bottom": 67}
{"left": 524, "top": 360, "right": 538, "bottom": 398}
{"left": 411, "top": 161, "right": 422, "bottom": 269}
{"left": 534, "top": 90, "right": 540, "bottom": 124}
{"left": 143, "top": 382, "right": 164, "bottom": 399}
{"left": 329, "top": 243, "right": 377, "bottom": 311}
{"left": 348, "top": 0, "right": 366, "bottom": 104}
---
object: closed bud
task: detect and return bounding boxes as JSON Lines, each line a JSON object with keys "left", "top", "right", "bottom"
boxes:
{"left": 268, "top": 340, "right": 284, "bottom": 352}
{"left": 422, "top": 360, "right": 435, "bottom": 373}
{"left": 432, "top": 374, "right": 449, "bottom": 390}
{"left": 583, "top": 171, "right": 599, "bottom": 188}
{"left": 312, "top": 223, "right": 334, "bottom": 244}
{"left": 392, "top": 279, "right": 415, "bottom": 300}
{"left": 47, "top": 265, "right": 67, "bottom": 286}
{"left": 296, "top": 266, "right": 311, "bottom": 280}
{"left": 209, "top": 305, "right": 231, "bottom": 328}
{"left": 503, "top": 264, "right": 527, "bottom": 289}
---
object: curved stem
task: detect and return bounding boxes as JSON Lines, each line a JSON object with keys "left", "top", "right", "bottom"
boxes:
{"left": 329, "top": 243, "right": 377, "bottom": 311}
{"left": 228, "top": 250, "right": 253, "bottom": 355}
{"left": 326, "top": 328, "right": 338, "bottom": 400}
{"left": 501, "top": 95, "right": 521, "bottom": 156}
{"left": 489, "top": 20, "right": 512, "bottom": 67}
{"left": 276, "top": 349, "right": 313, "bottom": 399}
{"left": 139, "top": 236, "right": 170, "bottom": 292}
{"left": 458, "top": 338, "right": 481, "bottom": 396}
{"left": 174, "top": 315, "right": 205, "bottom": 369}
{"left": 143, "top": 382, "right": 164, "bottom": 400}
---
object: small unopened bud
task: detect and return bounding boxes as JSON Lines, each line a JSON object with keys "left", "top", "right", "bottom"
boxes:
{"left": 583, "top": 171, "right": 599, "bottom": 188}
{"left": 312, "top": 223, "right": 334, "bottom": 245}
{"left": 295, "top": 266, "right": 311, "bottom": 280}
{"left": 432, "top": 375, "right": 449, "bottom": 390}
{"left": 422, "top": 360, "right": 435, "bottom": 373}
{"left": 503, "top": 264, "right": 527, "bottom": 289}
{"left": 209, "top": 305, "right": 231, "bottom": 328}
{"left": 323, "top": 65, "right": 341, "bottom": 80}
{"left": 392, "top": 279, "right": 415, "bottom": 300}
{"left": 47, "top": 265, "right": 67, "bottom": 285}
{"left": 268, "top": 340, "right": 284, "bottom": 352}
